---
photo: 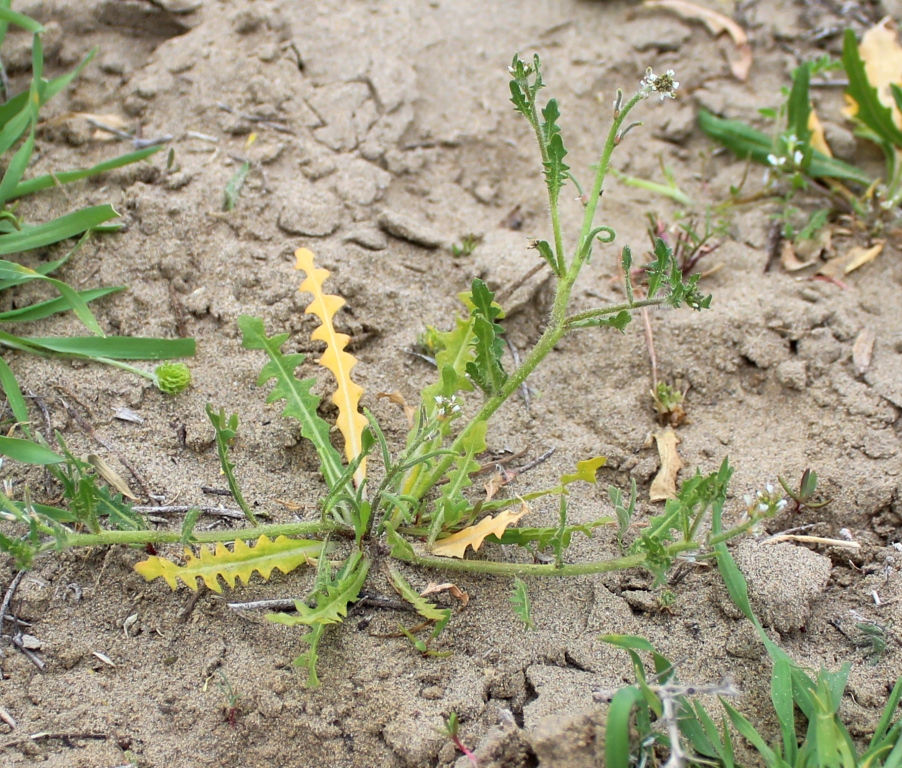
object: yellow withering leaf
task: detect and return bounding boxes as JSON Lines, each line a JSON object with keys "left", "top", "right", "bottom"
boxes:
{"left": 295, "top": 248, "right": 368, "bottom": 485}
{"left": 134, "top": 535, "right": 324, "bottom": 593}
{"left": 644, "top": 0, "right": 751, "bottom": 80}
{"left": 431, "top": 505, "right": 529, "bottom": 559}
{"left": 649, "top": 427, "right": 682, "bottom": 502}
{"left": 808, "top": 110, "right": 832, "bottom": 157}
{"left": 844, "top": 17, "right": 902, "bottom": 127}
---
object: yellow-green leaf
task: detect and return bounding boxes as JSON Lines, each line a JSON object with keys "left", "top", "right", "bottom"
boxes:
{"left": 560, "top": 456, "right": 607, "bottom": 486}
{"left": 134, "top": 535, "right": 323, "bottom": 593}
{"left": 295, "top": 248, "right": 367, "bottom": 485}
{"left": 432, "top": 505, "right": 528, "bottom": 559}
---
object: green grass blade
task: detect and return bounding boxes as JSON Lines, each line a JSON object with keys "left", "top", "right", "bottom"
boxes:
{"left": 20, "top": 336, "right": 196, "bottom": 359}
{"left": 697, "top": 109, "right": 871, "bottom": 185}
{"left": 0, "top": 205, "right": 118, "bottom": 255}
{"left": 9, "top": 146, "right": 163, "bottom": 200}
{"left": 0, "top": 286, "right": 124, "bottom": 324}
{"left": 870, "top": 677, "right": 902, "bottom": 747}
{"left": 722, "top": 699, "right": 785, "bottom": 767}
{"left": 843, "top": 29, "right": 902, "bottom": 148}
{"left": 0, "top": 355, "right": 31, "bottom": 430}
{"left": 0, "top": 435, "right": 64, "bottom": 464}
{"left": 0, "top": 8, "right": 43, "bottom": 34}
{"left": 0, "top": 127, "right": 35, "bottom": 206}
{"left": 0, "top": 231, "right": 92, "bottom": 290}
{"left": 0, "top": 102, "right": 31, "bottom": 157}
{"left": 771, "top": 657, "right": 798, "bottom": 763}
{"left": 606, "top": 686, "right": 644, "bottom": 768}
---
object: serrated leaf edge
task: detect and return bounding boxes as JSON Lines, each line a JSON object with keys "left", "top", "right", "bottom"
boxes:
{"left": 295, "top": 248, "right": 368, "bottom": 485}
{"left": 134, "top": 535, "right": 323, "bottom": 593}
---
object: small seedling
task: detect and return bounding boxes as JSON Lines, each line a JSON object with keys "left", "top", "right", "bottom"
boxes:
{"left": 851, "top": 620, "right": 891, "bottom": 665}
{"left": 651, "top": 380, "right": 687, "bottom": 427}
{"left": 656, "top": 588, "right": 677, "bottom": 614}
{"left": 778, "top": 468, "right": 831, "bottom": 513}
{"left": 451, "top": 235, "right": 481, "bottom": 258}
{"left": 216, "top": 671, "right": 242, "bottom": 728}
{"left": 510, "top": 577, "right": 535, "bottom": 630}
{"left": 440, "top": 712, "right": 477, "bottom": 767}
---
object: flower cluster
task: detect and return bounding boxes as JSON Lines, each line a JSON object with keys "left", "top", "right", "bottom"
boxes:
{"left": 739, "top": 483, "right": 787, "bottom": 534}
{"left": 767, "top": 133, "right": 805, "bottom": 170}
{"left": 434, "top": 394, "right": 462, "bottom": 420}
{"left": 640, "top": 68, "right": 679, "bottom": 100}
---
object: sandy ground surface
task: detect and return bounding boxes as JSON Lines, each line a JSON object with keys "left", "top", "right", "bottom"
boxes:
{"left": 1, "top": 0, "right": 901, "bottom": 766}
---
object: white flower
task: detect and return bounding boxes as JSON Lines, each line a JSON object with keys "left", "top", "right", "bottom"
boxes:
{"left": 640, "top": 68, "right": 679, "bottom": 100}
{"left": 793, "top": 150, "right": 804, "bottom": 166}
{"left": 767, "top": 154, "right": 786, "bottom": 167}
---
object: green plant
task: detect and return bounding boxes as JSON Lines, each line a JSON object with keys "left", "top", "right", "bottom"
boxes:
{"left": 214, "top": 671, "right": 243, "bottom": 728}
{"left": 599, "top": 494, "right": 902, "bottom": 768}
{"left": 0, "top": 9, "right": 194, "bottom": 393}
{"left": 699, "top": 34, "right": 902, "bottom": 230}
{"left": 2, "top": 55, "right": 768, "bottom": 685}
{"left": 440, "top": 712, "right": 477, "bottom": 766}
{"left": 778, "top": 468, "right": 831, "bottom": 513}
{"left": 451, "top": 235, "right": 481, "bottom": 258}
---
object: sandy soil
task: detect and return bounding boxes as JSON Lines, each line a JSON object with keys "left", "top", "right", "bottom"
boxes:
{"left": 1, "top": 0, "right": 901, "bottom": 766}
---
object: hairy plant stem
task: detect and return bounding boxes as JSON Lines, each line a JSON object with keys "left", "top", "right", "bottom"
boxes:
{"left": 43, "top": 520, "right": 344, "bottom": 552}
{"left": 410, "top": 90, "right": 648, "bottom": 502}
{"left": 392, "top": 539, "right": 703, "bottom": 576}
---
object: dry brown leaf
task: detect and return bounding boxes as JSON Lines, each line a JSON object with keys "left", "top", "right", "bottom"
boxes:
{"left": 852, "top": 327, "right": 876, "bottom": 376}
{"left": 780, "top": 241, "right": 816, "bottom": 271}
{"left": 643, "top": 0, "right": 751, "bottom": 80}
{"left": 819, "top": 241, "right": 884, "bottom": 279}
{"left": 845, "top": 241, "right": 884, "bottom": 274}
{"left": 844, "top": 17, "right": 902, "bottom": 128}
{"left": 86, "top": 454, "right": 138, "bottom": 500}
{"left": 420, "top": 582, "right": 470, "bottom": 608}
{"left": 376, "top": 391, "right": 416, "bottom": 427}
{"left": 484, "top": 471, "right": 506, "bottom": 501}
{"left": 807, "top": 110, "right": 832, "bottom": 157}
{"left": 649, "top": 428, "right": 682, "bottom": 502}
{"left": 431, "top": 505, "right": 528, "bottom": 559}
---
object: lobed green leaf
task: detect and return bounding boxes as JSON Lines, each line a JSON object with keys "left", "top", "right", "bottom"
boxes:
{"left": 239, "top": 315, "right": 344, "bottom": 491}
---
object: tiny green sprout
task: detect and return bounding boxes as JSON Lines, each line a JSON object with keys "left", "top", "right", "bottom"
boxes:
{"left": 778, "top": 468, "right": 831, "bottom": 513}
{"left": 852, "top": 621, "right": 890, "bottom": 665}
{"left": 215, "top": 671, "right": 242, "bottom": 728}
{"left": 451, "top": 235, "right": 481, "bottom": 258}
{"left": 440, "top": 712, "right": 477, "bottom": 766}
{"left": 657, "top": 588, "right": 677, "bottom": 614}
{"left": 154, "top": 362, "right": 192, "bottom": 394}
{"left": 652, "top": 381, "right": 687, "bottom": 427}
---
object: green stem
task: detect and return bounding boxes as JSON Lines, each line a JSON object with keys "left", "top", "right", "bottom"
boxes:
{"left": 48, "top": 520, "right": 345, "bottom": 551}
{"left": 573, "top": 91, "right": 646, "bottom": 276}
{"left": 410, "top": 90, "right": 649, "bottom": 501}
{"left": 565, "top": 296, "right": 665, "bottom": 328}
